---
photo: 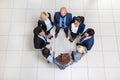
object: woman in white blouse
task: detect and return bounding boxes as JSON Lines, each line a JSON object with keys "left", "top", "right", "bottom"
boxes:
{"left": 69, "top": 16, "right": 85, "bottom": 42}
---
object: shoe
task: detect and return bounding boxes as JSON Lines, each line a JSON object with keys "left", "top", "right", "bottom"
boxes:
{"left": 47, "top": 61, "right": 50, "bottom": 63}
{"left": 49, "top": 35, "right": 53, "bottom": 39}
{"left": 69, "top": 39, "right": 73, "bottom": 42}
{"left": 55, "top": 33, "right": 58, "bottom": 38}
{"left": 65, "top": 34, "right": 68, "bottom": 38}
{"left": 76, "top": 43, "right": 81, "bottom": 46}
{"left": 46, "top": 42, "right": 50, "bottom": 45}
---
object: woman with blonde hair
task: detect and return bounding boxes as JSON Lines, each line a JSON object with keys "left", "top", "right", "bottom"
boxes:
{"left": 38, "top": 11, "right": 54, "bottom": 39}
{"left": 71, "top": 45, "right": 87, "bottom": 62}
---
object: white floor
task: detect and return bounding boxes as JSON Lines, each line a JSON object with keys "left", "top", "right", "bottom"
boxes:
{"left": 0, "top": 0, "right": 120, "bottom": 80}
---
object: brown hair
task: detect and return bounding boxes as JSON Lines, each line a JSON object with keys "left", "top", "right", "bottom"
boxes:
{"left": 42, "top": 48, "right": 50, "bottom": 58}
{"left": 85, "top": 28, "right": 95, "bottom": 36}
{"left": 56, "top": 53, "right": 71, "bottom": 66}
{"left": 78, "top": 16, "right": 85, "bottom": 23}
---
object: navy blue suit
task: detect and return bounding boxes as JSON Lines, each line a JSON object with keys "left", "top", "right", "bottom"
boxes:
{"left": 34, "top": 35, "right": 46, "bottom": 49}
{"left": 54, "top": 12, "right": 72, "bottom": 34}
{"left": 80, "top": 36, "right": 94, "bottom": 51}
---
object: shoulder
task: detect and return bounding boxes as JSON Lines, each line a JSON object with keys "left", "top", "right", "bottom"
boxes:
{"left": 54, "top": 12, "right": 60, "bottom": 15}
{"left": 38, "top": 20, "right": 44, "bottom": 22}
{"left": 80, "top": 23, "right": 85, "bottom": 26}
{"left": 88, "top": 36, "right": 94, "bottom": 42}
{"left": 78, "top": 23, "right": 85, "bottom": 30}
{"left": 67, "top": 13, "right": 72, "bottom": 16}
{"left": 91, "top": 36, "right": 94, "bottom": 40}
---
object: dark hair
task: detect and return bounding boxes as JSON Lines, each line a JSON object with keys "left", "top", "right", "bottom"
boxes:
{"left": 78, "top": 16, "right": 85, "bottom": 23}
{"left": 33, "top": 26, "right": 43, "bottom": 35}
{"left": 42, "top": 48, "right": 50, "bottom": 58}
{"left": 56, "top": 53, "right": 71, "bottom": 66}
{"left": 85, "top": 28, "right": 95, "bottom": 36}
{"left": 75, "top": 16, "right": 81, "bottom": 23}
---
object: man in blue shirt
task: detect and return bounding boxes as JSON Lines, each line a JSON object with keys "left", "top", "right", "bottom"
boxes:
{"left": 54, "top": 7, "right": 72, "bottom": 38}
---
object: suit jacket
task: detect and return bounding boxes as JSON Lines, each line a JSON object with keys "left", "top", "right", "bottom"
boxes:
{"left": 38, "top": 12, "right": 54, "bottom": 32}
{"left": 80, "top": 36, "right": 94, "bottom": 51}
{"left": 34, "top": 35, "right": 46, "bottom": 49}
{"left": 54, "top": 12, "right": 72, "bottom": 28}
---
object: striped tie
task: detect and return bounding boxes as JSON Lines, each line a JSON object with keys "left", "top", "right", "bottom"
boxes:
{"left": 62, "top": 17, "right": 64, "bottom": 28}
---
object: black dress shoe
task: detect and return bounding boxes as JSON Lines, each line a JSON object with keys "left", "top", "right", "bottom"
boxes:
{"left": 76, "top": 43, "right": 81, "bottom": 46}
{"left": 49, "top": 36, "right": 53, "bottom": 39}
{"left": 69, "top": 39, "right": 73, "bottom": 43}
{"left": 46, "top": 42, "right": 50, "bottom": 45}
{"left": 55, "top": 33, "right": 58, "bottom": 38}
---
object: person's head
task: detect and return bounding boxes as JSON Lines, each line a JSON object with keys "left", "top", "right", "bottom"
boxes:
{"left": 33, "top": 26, "right": 45, "bottom": 36}
{"left": 84, "top": 28, "right": 95, "bottom": 37}
{"left": 76, "top": 45, "right": 87, "bottom": 55}
{"left": 40, "top": 12, "right": 49, "bottom": 20}
{"left": 78, "top": 16, "right": 85, "bottom": 23}
{"left": 42, "top": 48, "right": 50, "bottom": 58}
{"left": 56, "top": 53, "right": 71, "bottom": 66}
{"left": 74, "top": 17, "right": 81, "bottom": 25}
{"left": 60, "top": 7, "right": 67, "bottom": 17}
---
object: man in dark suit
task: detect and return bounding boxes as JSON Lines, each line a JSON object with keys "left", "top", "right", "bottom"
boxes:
{"left": 54, "top": 7, "right": 72, "bottom": 38}
{"left": 33, "top": 26, "right": 50, "bottom": 49}
{"left": 76, "top": 28, "right": 95, "bottom": 51}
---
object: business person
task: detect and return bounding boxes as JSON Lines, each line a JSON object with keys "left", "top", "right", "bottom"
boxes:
{"left": 33, "top": 26, "right": 50, "bottom": 49}
{"left": 38, "top": 12, "right": 54, "bottom": 39}
{"left": 54, "top": 7, "right": 72, "bottom": 38}
{"left": 76, "top": 28, "right": 95, "bottom": 51}
{"left": 69, "top": 16, "right": 85, "bottom": 42}
{"left": 71, "top": 45, "right": 87, "bottom": 62}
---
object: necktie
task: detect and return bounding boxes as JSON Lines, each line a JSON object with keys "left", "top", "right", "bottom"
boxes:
{"left": 62, "top": 17, "right": 64, "bottom": 28}
{"left": 43, "top": 35, "right": 47, "bottom": 42}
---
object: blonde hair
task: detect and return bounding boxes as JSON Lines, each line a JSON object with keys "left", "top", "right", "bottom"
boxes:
{"left": 76, "top": 45, "right": 87, "bottom": 55}
{"left": 40, "top": 12, "right": 49, "bottom": 21}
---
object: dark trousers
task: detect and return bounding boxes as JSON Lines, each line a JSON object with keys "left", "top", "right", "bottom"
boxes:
{"left": 55, "top": 27, "right": 68, "bottom": 35}
{"left": 45, "top": 26, "right": 53, "bottom": 35}
{"left": 71, "top": 32, "right": 78, "bottom": 38}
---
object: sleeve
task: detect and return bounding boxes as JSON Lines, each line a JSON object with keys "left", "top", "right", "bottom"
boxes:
{"left": 68, "top": 13, "right": 72, "bottom": 27}
{"left": 70, "top": 16, "right": 76, "bottom": 24}
{"left": 34, "top": 36, "right": 46, "bottom": 49}
{"left": 47, "top": 50, "right": 54, "bottom": 63}
{"left": 67, "top": 60, "right": 74, "bottom": 66}
{"left": 40, "top": 40, "right": 46, "bottom": 49}
{"left": 54, "top": 12, "right": 58, "bottom": 27}
{"left": 38, "top": 20, "right": 47, "bottom": 32}
{"left": 34, "top": 36, "right": 39, "bottom": 49}
{"left": 47, "top": 55, "right": 54, "bottom": 63}
{"left": 79, "top": 23, "right": 85, "bottom": 34}
{"left": 48, "top": 12, "right": 54, "bottom": 26}
{"left": 87, "top": 39, "right": 94, "bottom": 50}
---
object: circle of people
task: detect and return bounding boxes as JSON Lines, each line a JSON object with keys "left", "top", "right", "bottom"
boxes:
{"left": 33, "top": 7, "right": 95, "bottom": 70}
